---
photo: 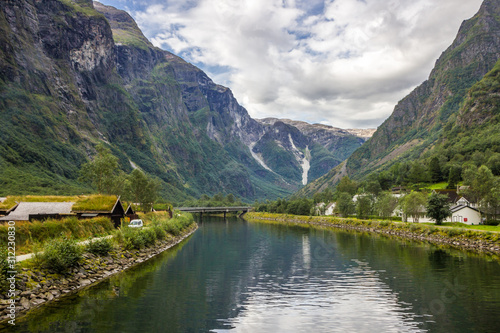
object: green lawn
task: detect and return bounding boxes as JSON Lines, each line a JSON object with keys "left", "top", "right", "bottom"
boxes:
{"left": 422, "top": 182, "right": 449, "bottom": 190}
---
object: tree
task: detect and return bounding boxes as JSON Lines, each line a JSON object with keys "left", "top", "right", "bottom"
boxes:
{"left": 447, "top": 165, "right": 461, "bottom": 189}
{"left": 313, "top": 187, "right": 334, "bottom": 204}
{"left": 336, "top": 192, "right": 354, "bottom": 217}
{"left": 226, "top": 193, "right": 235, "bottom": 204}
{"left": 79, "top": 143, "right": 124, "bottom": 194}
{"left": 363, "top": 180, "right": 382, "bottom": 196}
{"left": 401, "top": 191, "right": 427, "bottom": 222}
{"left": 213, "top": 193, "right": 224, "bottom": 203}
{"left": 426, "top": 192, "right": 451, "bottom": 225}
{"left": 356, "top": 195, "right": 372, "bottom": 219}
{"left": 408, "top": 162, "right": 429, "bottom": 185}
{"left": 486, "top": 153, "right": 500, "bottom": 176}
{"left": 126, "top": 169, "right": 160, "bottom": 212}
{"left": 429, "top": 157, "right": 442, "bottom": 183}
{"left": 484, "top": 183, "right": 500, "bottom": 221}
{"left": 462, "top": 165, "right": 495, "bottom": 204}
{"left": 376, "top": 192, "right": 398, "bottom": 220}
{"left": 336, "top": 177, "right": 358, "bottom": 196}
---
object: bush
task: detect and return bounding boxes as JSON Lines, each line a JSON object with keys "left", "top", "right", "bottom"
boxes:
{"left": 122, "top": 228, "right": 145, "bottom": 250}
{"left": 85, "top": 237, "right": 113, "bottom": 256}
{"left": 140, "top": 228, "right": 157, "bottom": 247}
{"left": 39, "top": 237, "right": 82, "bottom": 273}
{"left": 484, "top": 220, "right": 500, "bottom": 226}
{"left": 0, "top": 248, "right": 10, "bottom": 292}
{"left": 152, "top": 224, "right": 166, "bottom": 240}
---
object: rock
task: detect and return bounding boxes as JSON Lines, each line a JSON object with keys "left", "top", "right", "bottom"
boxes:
{"left": 20, "top": 297, "right": 30, "bottom": 310}
{"left": 79, "top": 279, "right": 92, "bottom": 287}
{"left": 30, "top": 298, "right": 45, "bottom": 307}
{"left": 50, "top": 290, "right": 61, "bottom": 297}
{"left": 19, "top": 290, "right": 30, "bottom": 298}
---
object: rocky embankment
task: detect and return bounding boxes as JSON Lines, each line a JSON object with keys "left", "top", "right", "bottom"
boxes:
{"left": 0, "top": 224, "right": 197, "bottom": 324}
{"left": 245, "top": 213, "right": 500, "bottom": 255}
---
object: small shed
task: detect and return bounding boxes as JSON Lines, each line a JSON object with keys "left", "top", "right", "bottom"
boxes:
{"left": 450, "top": 205, "right": 481, "bottom": 225}
{"left": 125, "top": 204, "right": 138, "bottom": 221}
{"left": 72, "top": 196, "right": 125, "bottom": 228}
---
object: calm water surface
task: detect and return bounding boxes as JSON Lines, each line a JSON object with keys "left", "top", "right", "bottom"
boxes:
{"left": 6, "top": 218, "right": 500, "bottom": 332}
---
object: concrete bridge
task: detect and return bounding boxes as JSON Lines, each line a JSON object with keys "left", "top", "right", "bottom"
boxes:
{"left": 177, "top": 206, "right": 252, "bottom": 218}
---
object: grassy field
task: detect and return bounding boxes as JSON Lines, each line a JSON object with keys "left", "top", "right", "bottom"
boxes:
{"left": 422, "top": 222, "right": 500, "bottom": 232}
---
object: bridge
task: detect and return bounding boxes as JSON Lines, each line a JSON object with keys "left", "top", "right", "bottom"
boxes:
{"left": 176, "top": 206, "right": 252, "bottom": 218}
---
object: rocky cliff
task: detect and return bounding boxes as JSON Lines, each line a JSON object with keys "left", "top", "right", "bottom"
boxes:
{"left": 0, "top": 0, "right": 369, "bottom": 202}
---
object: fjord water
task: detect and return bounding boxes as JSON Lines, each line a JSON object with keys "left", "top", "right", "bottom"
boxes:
{"left": 12, "top": 218, "right": 500, "bottom": 332}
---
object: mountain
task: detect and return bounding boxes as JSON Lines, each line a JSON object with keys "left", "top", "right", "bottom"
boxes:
{"left": 254, "top": 118, "right": 374, "bottom": 185}
{"left": 298, "top": 0, "right": 500, "bottom": 197}
{"left": 0, "top": 0, "right": 370, "bottom": 202}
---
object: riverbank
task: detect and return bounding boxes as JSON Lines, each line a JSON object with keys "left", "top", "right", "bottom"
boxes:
{"left": 245, "top": 212, "right": 500, "bottom": 256}
{"left": 0, "top": 223, "right": 197, "bottom": 325}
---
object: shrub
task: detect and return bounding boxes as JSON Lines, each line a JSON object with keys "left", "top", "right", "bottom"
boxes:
{"left": 121, "top": 228, "right": 146, "bottom": 250}
{"left": 140, "top": 228, "right": 157, "bottom": 247}
{"left": 152, "top": 224, "right": 166, "bottom": 240}
{"left": 409, "top": 223, "right": 422, "bottom": 232}
{"left": 484, "top": 220, "right": 500, "bottom": 226}
{"left": 39, "top": 237, "right": 82, "bottom": 274}
{"left": 445, "top": 228, "right": 463, "bottom": 237}
{"left": 85, "top": 237, "right": 113, "bottom": 256}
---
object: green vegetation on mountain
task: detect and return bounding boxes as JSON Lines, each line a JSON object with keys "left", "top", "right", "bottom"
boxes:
{"left": 299, "top": 0, "right": 500, "bottom": 198}
{"left": 0, "top": 1, "right": 366, "bottom": 204}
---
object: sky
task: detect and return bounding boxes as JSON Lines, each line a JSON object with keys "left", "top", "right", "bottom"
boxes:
{"left": 96, "top": 0, "right": 483, "bottom": 129}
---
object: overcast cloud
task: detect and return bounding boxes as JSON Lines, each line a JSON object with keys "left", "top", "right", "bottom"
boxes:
{"left": 98, "top": 0, "right": 483, "bottom": 128}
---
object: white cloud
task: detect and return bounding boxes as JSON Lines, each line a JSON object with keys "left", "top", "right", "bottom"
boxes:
{"left": 100, "top": 0, "right": 484, "bottom": 128}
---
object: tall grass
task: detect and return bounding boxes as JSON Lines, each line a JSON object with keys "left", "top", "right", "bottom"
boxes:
{"left": 0, "top": 216, "right": 114, "bottom": 254}
{"left": 0, "top": 195, "right": 79, "bottom": 210}
{"left": 71, "top": 195, "right": 118, "bottom": 211}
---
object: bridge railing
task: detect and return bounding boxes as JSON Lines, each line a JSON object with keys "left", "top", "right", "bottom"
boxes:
{"left": 176, "top": 206, "right": 252, "bottom": 213}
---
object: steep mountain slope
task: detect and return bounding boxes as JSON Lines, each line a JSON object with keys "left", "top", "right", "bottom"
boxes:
{"left": 0, "top": 0, "right": 368, "bottom": 202}
{"left": 298, "top": 0, "right": 500, "bottom": 196}
{"left": 255, "top": 118, "right": 373, "bottom": 185}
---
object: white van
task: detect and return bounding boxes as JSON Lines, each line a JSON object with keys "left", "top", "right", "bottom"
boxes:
{"left": 128, "top": 219, "right": 143, "bottom": 228}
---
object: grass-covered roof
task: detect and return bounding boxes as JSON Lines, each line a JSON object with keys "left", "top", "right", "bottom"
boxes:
{"left": 0, "top": 195, "right": 119, "bottom": 212}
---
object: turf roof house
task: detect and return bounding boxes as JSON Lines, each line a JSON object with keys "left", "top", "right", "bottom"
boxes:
{"left": 0, "top": 196, "right": 126, "bottom": 227}
{"left": 71, "top": 196, "right": 125, "bottom": 228}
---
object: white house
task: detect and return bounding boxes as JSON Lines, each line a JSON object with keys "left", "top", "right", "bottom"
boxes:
{"left": 325, "top": 202, "right": 336, "bottom": 215}
{"left": 450, "top": 205, "right": 481, "bottom": 225}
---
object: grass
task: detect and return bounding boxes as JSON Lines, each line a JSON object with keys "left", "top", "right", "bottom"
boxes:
{"left": 245, "top": 212, "right": 500, "bottom": 244}
{"left": 422, "top": 222, "right": 500, "bottom": 232}
{"left": 71, "top": 195, "right": 118, "bottom": 211}
{"left": 0, "top": 195, "right": 79, "bottom": 210}
{"left": 0, "top": 216, "right": 114, "bottom": 254}
{"left": 422, "top": 182, "right": 449, "bottom": 190}
{"left": 0, "top": 194, "right": 118, "bottom": 212}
